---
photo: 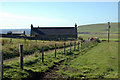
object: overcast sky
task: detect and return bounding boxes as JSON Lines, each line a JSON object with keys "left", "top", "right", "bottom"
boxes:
{"left": 0, "top": 2, "right": 118, "bottom": 29}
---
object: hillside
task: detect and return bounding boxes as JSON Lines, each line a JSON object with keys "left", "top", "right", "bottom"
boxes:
{"left": 78, "top": 22, "right": 118, "bottom": 33}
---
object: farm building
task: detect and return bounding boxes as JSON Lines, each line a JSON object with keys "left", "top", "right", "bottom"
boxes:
{"left": 30, "top": 24, "right": 77, "bottom": 40}
{"left": 7, "top": 30, "right": 25, "bottom": 36}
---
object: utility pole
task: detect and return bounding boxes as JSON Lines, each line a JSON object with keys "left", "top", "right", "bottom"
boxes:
{"left": 108, "top": 22, "right": 111, "bottom": 42}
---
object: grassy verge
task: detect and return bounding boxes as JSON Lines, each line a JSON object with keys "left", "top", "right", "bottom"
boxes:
{"left": 3, "top": 41, "right": 97, "bottom": 79}
{"left": 2, "top": 38, "right": 75, "bottom": 60}
{"left": 56, "top": 42, "right": 118, "bottom": 79}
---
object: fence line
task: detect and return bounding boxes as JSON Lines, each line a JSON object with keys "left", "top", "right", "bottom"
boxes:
{"left": 7, "top": 40, "right": 97, "bottom": 70}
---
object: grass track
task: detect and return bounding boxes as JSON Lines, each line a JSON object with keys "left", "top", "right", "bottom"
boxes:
{"left": 53, "top": 42, "right": 118, "bottom": 79}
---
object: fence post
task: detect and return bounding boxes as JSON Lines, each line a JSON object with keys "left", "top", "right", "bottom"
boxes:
{"left": 81, "top": 41, "right": 82, "bottom": 49}
{"left": 78, "top": 41, "right": 79, "bottom": 50}
{"left": 64, "top": 42, "right": 66, "bottom": 54}
{"left": 0, "top": 48, "right": 3, "bottom": 79}
{"left": 88, "top": 41, "right": 89, "bottom": 47}
{"left": 74, "top": 42, "right": 76, "bottom": 51}
{"left": 42, "top": 46, "right": 44, "bottom": 63}
{"left": 10, "top": 39, "right": 12, "bottom": 44}
{"left": 70, "top": 42, "right": 71, "bottom": 53}
{"left": 20, "top": 45, "right": 23, "bottom": 69}
{"left": 55, "top": 43, "right": 56, "bottom": 58}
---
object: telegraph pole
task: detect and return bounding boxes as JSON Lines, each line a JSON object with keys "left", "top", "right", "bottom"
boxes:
{"left": 108, "top": 22, "right": 111, "bottom": 42}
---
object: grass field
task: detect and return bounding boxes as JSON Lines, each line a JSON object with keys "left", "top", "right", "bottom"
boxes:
{"left": 1, "top": 22, "right": 119, "bottom": 79}
{"left": 3, "top": 40, "right": 97, "bottom": 79}
{"left": 78, "top": 33, "right": 118, "bottom": 41}
{"left": 77, "top": 22, "right": 119, "bottom": 41}
{"left": 54, "top": 42, "right": 118, "bottom": 78}
{"left": 78, "top": 22, "right": 118, "bottom": 33}
{"left": 2, "top": 38, "right": 75, "bottom": 60}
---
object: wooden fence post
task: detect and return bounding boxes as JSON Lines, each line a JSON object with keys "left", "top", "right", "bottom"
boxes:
{"left": 20, "top": 45, "right": 23, "bottom": 69}
{"left": 64, "top": 42, "right": 66, "bottom": 54}
{"left": 74, "top": 42, "right": 76, "bottom": 51}
{"left": 81, "top": 41, "right": 82, "bottom": 49}
{"left": 88, "top": 41, "right": 89, "bottom": 47}
{"left": 55, "top": 43, "right": 56, "bottom": 58}
{"left": 78, "top": 42, "right": 79, "bottom": 50}
{"left": 42, "top": 46, "right": 44, "bottom": 63}
{"left": 88, "top": 41, "right": 90, "bottom": 47}
{"left": 0, "top": 48, "right": 3, "bottom": 79}
{"left": 10, "top": 39, "right": 12, "bottom": 44}
{"left": 70, "top": 42, "right": 71, "bottom": 53}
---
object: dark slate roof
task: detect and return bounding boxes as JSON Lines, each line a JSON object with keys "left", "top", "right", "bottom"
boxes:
{"left": 7, "top": 30, "right": 25, "bottom": 34}
{"left": 31, "top": 27, "right": 76, "bottom": 35}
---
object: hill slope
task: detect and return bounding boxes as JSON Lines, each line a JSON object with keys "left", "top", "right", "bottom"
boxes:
{"left": 78, "top": 22, "right": 118, "bottom": 33}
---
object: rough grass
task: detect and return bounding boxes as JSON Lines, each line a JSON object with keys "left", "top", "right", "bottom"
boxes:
{"left": 2, "top": 38, "right": 75, "bottom": 60}
{"left": 3, "top": 40, "right": 97, "bottom": 79}
{"left": 56, "top": 42, "right": 118, "bottom": 79}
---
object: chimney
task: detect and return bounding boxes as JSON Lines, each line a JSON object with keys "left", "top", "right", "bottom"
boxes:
{"left": 31, "top": 24, "right": 33, "bottom": 29}
{"left": 75, "top": 23, "right": 77, "bottom": 28}
{"left": 30, "top": 24, "right": 33, "bottom": 36}
{"left": 74, "top": 23, "right": 77, "bottom": 39}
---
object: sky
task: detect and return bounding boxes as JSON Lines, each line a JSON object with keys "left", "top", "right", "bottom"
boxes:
{"left": 0, "top": 2, "right": 118, "bottom": 29}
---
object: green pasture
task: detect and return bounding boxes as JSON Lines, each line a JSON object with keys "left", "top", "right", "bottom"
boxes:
{"left": 1, "top": 22, "right": 119, "bottom": 79}
{"left": 77, "top": 22, "right": 118, "bottom": 41}
{"left": 56, "top": 42, "right": 118, "bottom": 78}
{"left": 78, "top": 33, "right": 118, "bottom": 41}
{"left": 78, "top": 22, "right": 118, "bottom": 33}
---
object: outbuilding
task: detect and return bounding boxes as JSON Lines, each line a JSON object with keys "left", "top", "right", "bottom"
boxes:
{"left": 7, "top": 30, "right": 25, "bottom": 36}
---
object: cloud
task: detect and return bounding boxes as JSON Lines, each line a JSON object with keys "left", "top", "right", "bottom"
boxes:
{"left": 0, "top": 12, "right": 69, "bottom": 29}
{"left": 0, "top": 12, "right": 55, "bottom": 21}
